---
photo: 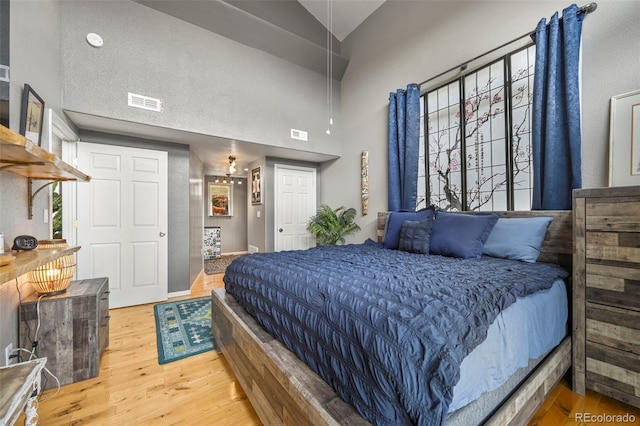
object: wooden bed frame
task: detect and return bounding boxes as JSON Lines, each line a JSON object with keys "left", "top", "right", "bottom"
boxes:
{"left": 211, "top": 210, "right": 573, "bottom": 425}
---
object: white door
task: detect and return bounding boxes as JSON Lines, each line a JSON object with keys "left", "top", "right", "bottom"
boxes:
{"left": 275, "top": 165, "right": 316, "bottom": 251}
{"left": 76, "top": 142, "right": 168, "bottom": 308}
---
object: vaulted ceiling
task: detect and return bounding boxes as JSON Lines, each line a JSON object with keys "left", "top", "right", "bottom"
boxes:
{"left": 133, "top": 0, "right": 387, "bottom": 80}
{"left": 91, "top": 1, "right": 389, "bottom": 174}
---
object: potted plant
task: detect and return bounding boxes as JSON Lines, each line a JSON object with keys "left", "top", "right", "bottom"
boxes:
{"left": 307, "top": 205, "right": 361, "bottom": 245}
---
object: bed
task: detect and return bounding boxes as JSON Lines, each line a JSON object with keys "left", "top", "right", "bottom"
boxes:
{"left": 211, "top": 210, "right": 573, "bottom": 425}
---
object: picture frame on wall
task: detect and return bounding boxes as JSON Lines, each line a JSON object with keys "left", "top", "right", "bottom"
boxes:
{"left": 251, "top": 166, "right": 262, "bottom": 205}
{"left": 19, "top": 83, "right": 45, "bottom": 147}
{"left": 209, "top": 182, "right": 233, "bottom": 216}
{"left": 609, "top": 89, "right": 640, "bottom": 187}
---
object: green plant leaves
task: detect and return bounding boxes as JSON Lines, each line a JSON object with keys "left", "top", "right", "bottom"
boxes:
{"left": 306, "top": 205, "right": 361, "bottom": 245}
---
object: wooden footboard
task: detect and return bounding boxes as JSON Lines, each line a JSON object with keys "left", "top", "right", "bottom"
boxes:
{"left": 212, "top": 288, "right": 572, "bottom": 426}
{"left": 210, "top": 288, "right": 369, "bottom": 426}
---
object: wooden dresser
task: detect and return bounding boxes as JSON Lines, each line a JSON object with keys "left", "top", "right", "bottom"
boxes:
{"left": 573, "top": 186, "right": 640, "bottom": 409}
{"left": 19, "top": 277, "right": 110, "bottom": 390}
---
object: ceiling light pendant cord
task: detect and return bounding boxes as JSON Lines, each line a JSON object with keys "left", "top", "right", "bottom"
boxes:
{"left": 326, "top": 0, "right": 333, "bottom": 135}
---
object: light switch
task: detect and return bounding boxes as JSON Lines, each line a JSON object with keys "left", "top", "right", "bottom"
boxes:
{"left": 257, "top": 210, "right": 261, "bottom": 218}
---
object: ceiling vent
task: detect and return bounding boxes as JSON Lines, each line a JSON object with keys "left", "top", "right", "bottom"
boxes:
{"left": 290, "top": 128, "right": 308, "bottom": 141}
{"left": 127, "top": 92, "right": 163, "bottom": 112}
{"left": 0, "top": 65, "right": 9, "bottom": 82}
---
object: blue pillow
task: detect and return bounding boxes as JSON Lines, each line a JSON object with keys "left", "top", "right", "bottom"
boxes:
{"left": 383, "top": 207, "right": 435, "bottom": 250}
{"left": 398, "top": 219, "right": 433, "bottom": 254}
{"left": 482, "top": 217, "right": 553, "bottom": 263}
{"left": 429, "top": 212, "right": 499, "bottom": 259}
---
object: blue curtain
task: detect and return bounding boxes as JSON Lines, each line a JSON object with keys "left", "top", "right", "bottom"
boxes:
{"left": 531, "top": 4, "right": 585, "bottom": 210}
{"left": 388, "top": 83, "right": 420, "bottom": 211}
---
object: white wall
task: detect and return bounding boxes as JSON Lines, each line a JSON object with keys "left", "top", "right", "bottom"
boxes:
{"left": 325, "top": 0, "right": 640, "bottom": 241}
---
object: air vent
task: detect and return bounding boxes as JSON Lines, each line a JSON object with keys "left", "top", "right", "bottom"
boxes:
{"left": 127, "top": 92, "right": 163, "bottom": 112}
{"left": 0, "top": 65, "right": 9, "bottom": 82}
{"left": 290, "top": 128, "right": 308, "bottom": 141}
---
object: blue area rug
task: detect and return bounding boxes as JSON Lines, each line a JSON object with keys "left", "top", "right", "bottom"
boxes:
{"left": 153, "top": 297, "right": 217, "bottom": 364}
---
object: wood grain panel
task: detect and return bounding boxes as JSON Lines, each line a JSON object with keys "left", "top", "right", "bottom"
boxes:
{"left": 573, "top": 197, "right": 587, "bottom": 394}
{"left": 211, "top": 288, "right": 369, "bottom": 426}
{"left": 574, "top": 186, "right": 640, "bottom": 407}
{"left": 586, "top": 317, "right": 640, "bottom": 355}
{"left": 19, "top": 278, "right": 109, "bottom": 390}
{"left": 486, "top": 337, "right": 571, "bottom": 426}
{"left": 587, "top": 262, "right": 640, "bottom": 280}
{"left": 586, "top": 200, "right": 640, "bottom": 233}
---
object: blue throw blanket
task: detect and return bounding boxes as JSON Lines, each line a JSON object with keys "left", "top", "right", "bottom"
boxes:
{"left": 224, "top": 240, "right": 569, "bottom": 425}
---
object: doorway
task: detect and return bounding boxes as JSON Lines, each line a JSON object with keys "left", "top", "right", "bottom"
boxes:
{"left": 75, "top": 142, "right": 168, "bottom": 308}
{"left": 274, "top": 164, "right": 316, "bottom": 252}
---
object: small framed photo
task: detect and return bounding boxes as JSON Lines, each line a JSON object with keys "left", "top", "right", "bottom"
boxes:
{"left": 19, "top": 84, "right": 45, "bottom": 147}
{"left": 209, "top": 182, "right": 233, "bottom": 216}
{"left": 609, "top": 89, "right": 640, "bottom": 187}
{"left": 251, "top": 166, "right": 262, "bottom": 205}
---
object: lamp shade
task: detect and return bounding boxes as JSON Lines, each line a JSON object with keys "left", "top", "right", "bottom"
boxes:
{"left": 29, "top": 239, "right": 76, "bottom": 295}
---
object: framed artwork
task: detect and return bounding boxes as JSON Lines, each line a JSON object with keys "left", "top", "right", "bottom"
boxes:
{"left": 361, "top": 151, "right": 369, "bottom": 215}
{"left": 209, "top": 183, "right": 233, "bottom": 216}
{"left": 609, "top": 89, "right": 640, "bottom": 186}
{"left": 251, "top": 166, "right": 262, "bottom": 205}
{"left": 19, "top": 84, "right": 45, "bottom": 146}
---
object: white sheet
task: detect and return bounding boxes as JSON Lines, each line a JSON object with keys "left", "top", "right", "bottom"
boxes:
{"left": 448, "top": 279, "right": 568, "bottom": 413}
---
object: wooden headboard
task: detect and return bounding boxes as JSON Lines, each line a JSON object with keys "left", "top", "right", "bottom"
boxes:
{"left": 377, "top": 210, "right": 573, "bottom": 270}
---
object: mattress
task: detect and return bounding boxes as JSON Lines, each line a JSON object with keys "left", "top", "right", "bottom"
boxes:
{"left": 449, "top": 278, "right": 568, "bottom": 413}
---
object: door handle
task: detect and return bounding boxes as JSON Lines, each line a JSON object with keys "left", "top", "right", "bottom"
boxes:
{"left": 278, "top": 228, "right": 283, "bottom": 233}
{"left": 159, "top": 232, "right": 166, "bottom": 237}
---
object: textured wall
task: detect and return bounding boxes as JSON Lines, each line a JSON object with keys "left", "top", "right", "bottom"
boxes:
{"left": 189, "top": 150, "right": 204, "bottom": 288}
{"left": 330, "top": 0, "right": 640, "bottom": 241}
{"left": 0, "top": 0, "right": 63, "bottom": 365}
{"left": 60, "top": 0, "right": 341, "bottom": 158}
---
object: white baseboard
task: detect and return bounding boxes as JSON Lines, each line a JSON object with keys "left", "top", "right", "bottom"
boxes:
{"left": 168, "top": 290, "right": 191, "bottom": 299}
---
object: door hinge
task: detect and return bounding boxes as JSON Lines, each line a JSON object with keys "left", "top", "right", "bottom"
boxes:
{"left": 73, "top": 220, "right": 79, "bottom": 228}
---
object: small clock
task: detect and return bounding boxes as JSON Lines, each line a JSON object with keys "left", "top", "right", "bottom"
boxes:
{"left": 12, "top": 235, "right": 38, "bottom": 251}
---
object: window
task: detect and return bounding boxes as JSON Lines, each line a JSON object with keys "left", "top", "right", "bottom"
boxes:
{"left": 417, "top": 45, "right": 536, "bottom": 212}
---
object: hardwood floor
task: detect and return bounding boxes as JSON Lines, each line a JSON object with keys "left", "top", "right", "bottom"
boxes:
{"left": 29, "top": 272, "right": 261, "bottom": 426}
{"left": 26, "top": 272, "right": 639, "bottom": 425}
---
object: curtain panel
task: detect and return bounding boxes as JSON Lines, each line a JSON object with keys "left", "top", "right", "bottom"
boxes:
{"left": 531, "top": 4, "right": 585, "bottom": 210}
{"left": 388, "top": 83, "right": 420, "bottom": 211}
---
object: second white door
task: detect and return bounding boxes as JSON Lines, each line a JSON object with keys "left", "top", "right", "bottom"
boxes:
{"left": 76, "top": 142, "right": 168, "bottom": 308}
{"left": 275, "top": 165, "right": 316, "bottom": 251}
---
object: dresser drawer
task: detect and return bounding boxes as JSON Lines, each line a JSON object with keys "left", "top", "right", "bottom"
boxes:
{"left": 585, "top": 199, "right": 640, "bottom": 232}
{"left": 586, "top": 341, "right": 640, "bottom": 409}
{"left": 585, "top": 263, "right": 640, "bottom": 311}
{"left": 586, "top": 303, "right": 640, "bottom": 354}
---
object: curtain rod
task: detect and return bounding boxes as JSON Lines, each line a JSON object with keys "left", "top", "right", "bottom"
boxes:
{"left": 418, "top": 2, "right": 598, "bottom": 88}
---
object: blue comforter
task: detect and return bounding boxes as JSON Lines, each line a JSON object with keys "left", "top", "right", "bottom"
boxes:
{"left": 223, "top": 240, "right": 569, "bottom": 425}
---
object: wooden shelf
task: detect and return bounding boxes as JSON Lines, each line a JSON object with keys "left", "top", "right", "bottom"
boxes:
{"left": 0, "top": 246, "right": 81, "bottom": 285}
{"left": 0, "top": 124, "right": 90, "bottom": 182}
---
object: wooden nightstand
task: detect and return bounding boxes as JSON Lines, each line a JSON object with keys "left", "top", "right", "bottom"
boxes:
{"left": 573, "top": 186, "right": 640, "bottom": 409}
{"left": 19, "top": 277, "right": 110, "bottom": 390}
